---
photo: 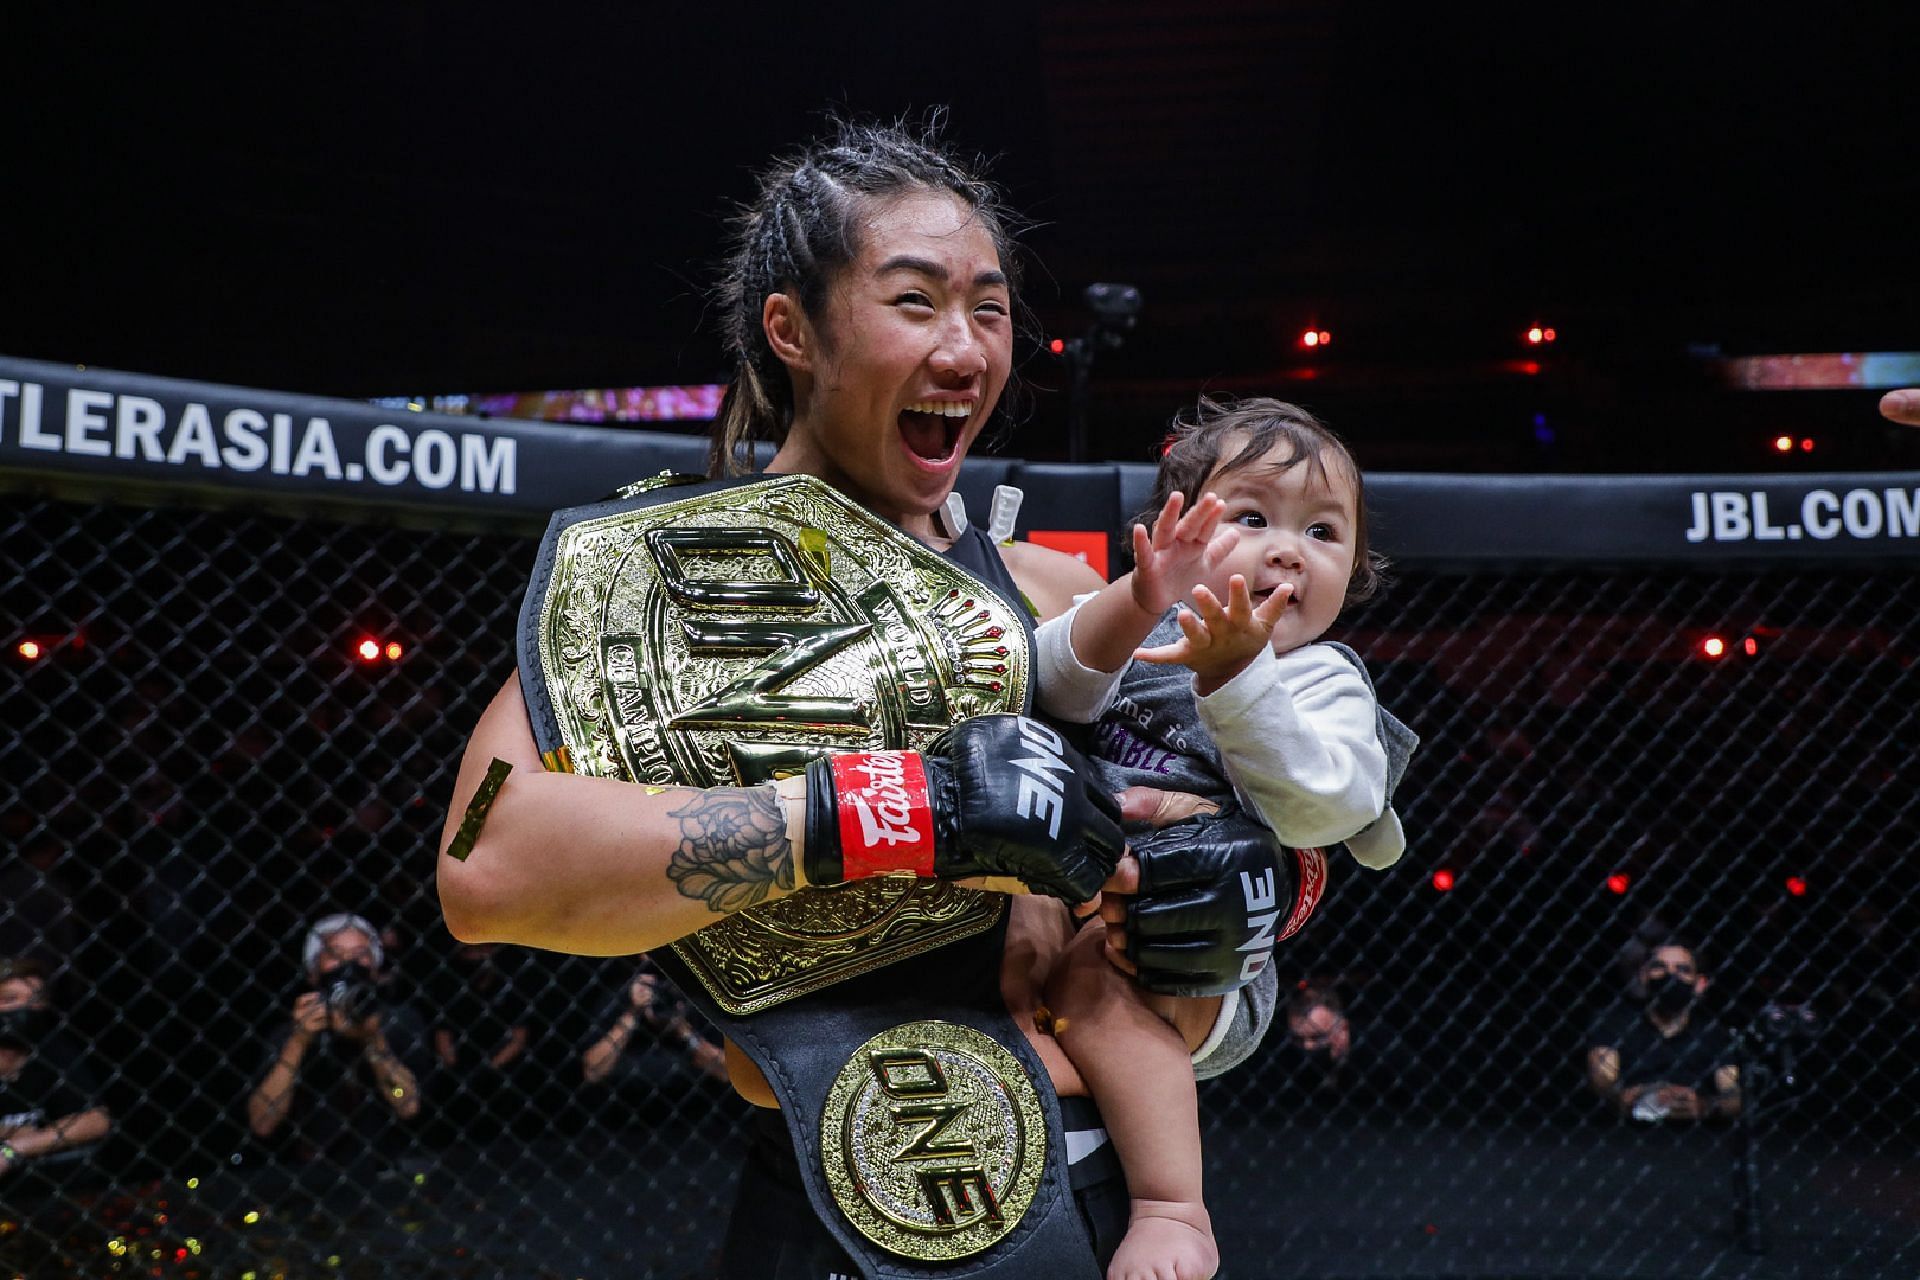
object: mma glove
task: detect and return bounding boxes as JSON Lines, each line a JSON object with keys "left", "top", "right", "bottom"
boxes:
{"left": 1126, "top": 804, "right": 1291, "bottom": 997}
{"left": 802, "top": 714, "right": 1124, "bottom": 904}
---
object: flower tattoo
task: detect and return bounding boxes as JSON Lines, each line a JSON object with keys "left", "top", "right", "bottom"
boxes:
{"left": 667, "top": 789, "right": 794, "bottom": 914}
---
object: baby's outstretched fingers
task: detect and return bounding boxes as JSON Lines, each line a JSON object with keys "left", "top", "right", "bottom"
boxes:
{"left": 1189, "top": 583, "right": 1228, "bottom": 626}
{"left": 1134, "top": 606, "right": 1210, "bottom": 664}
{"left": 1133, "top": 641, "right": 1187, "bottom": 665}
{"left": 1175, "top": 606, "right": 1212, "bottom": 647}
{"left": 1251, "top": 581, "right": 1293, "bottom": 629}
{"left": 1147, "top": 492, "right": 1188, "bottom": 551}
{"left": 1130, "top": 520, "right": 1154, "bottom": 563}
{"left": 1221, "top": 574, "right": 1257, "bottom": 624}
{"left": 1170, "top": 491, "right": 1225, "bottom": 545}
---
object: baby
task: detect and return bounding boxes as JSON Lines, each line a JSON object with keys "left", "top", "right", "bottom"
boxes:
{"left": 1027, "top": 396, "right": 1414, "bottom": 1279}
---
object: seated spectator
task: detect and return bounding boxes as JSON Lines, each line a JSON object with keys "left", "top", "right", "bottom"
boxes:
{"left": 0, "top": 957, "right": 110, "bottom": 1192}
{"left": 580, "top": 959, "right": 727, "bottom": 1093}
{"left": 244, "top": 914, "right": 425, "bottom": 1166}
{"left": 1283, "top": 980, "right": 1353, "bottom": 1096}
{"left": 1586, "top": 939, "right": 1740, "bottom": 1122}
{"left": 1268, "top": 979, "right": 1408, "bottom": 1107}
{"left": 0, "top": 843, "right": 79, "bottom": 997}
{"left": 428, "top": 942, "right": 533, "bottom": 1136}
{"left": 432, "top": 944, "right": 530, "bottom": 1074}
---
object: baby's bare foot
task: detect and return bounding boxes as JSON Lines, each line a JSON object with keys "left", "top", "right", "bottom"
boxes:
{"left": 1107, "top": 1198, "right": 1218, "bottom": 1280}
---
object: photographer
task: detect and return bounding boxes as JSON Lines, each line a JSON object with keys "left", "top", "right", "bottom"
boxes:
{"left": 0, "top": 958, "right": 111, "bottom": 1191}
{"left": 580, "top": 959, "right": 727, "bottom": 1092}
{"left": 1585, "top": 939, "right": 1741, "bottom": 1122}
{"left": 245, "top": 914, "right": 424, "bottom": 1164}
{"left": 426, "top": 941, "right": 534, "bottom": 1138}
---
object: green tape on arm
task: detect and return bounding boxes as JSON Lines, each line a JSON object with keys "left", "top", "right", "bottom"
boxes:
{"left": 446, "top": 758, "right": 513, "bottom": 862}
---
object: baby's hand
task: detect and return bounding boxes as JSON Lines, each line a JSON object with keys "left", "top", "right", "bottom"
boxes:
{"left": 1128, "top": 492, "right": 1238, "bottom": 617}
{"left": 1135, "top": 575, "right": 1290, "bottom": 693}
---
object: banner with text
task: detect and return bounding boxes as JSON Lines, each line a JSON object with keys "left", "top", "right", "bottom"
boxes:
{"left": 5, "top": 356, "right": 1917, "bottom": 564}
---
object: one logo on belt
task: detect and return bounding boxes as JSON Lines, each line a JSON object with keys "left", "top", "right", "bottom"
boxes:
{"left": 820, "top": 1019, "right": 1046, "bottom": 1261}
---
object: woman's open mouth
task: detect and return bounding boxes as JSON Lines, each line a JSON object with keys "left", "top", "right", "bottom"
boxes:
{"left": 899, "top": 399, "right": 972, "bottom": 465}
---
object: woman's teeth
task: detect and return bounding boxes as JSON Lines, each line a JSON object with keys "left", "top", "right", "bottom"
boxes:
{"left": 899, "top": 403, "right": 968, "bottom": 461}
{"left": 903, "top": 400, "right": 973, "bottom": 418}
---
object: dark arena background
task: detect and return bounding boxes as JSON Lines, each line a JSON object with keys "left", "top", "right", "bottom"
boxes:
{"left": 3, "top": 360, "right": 1916, "bottom": 1279}
{"left": 6, "top": 7, "right": 1920, "bottom": 1279}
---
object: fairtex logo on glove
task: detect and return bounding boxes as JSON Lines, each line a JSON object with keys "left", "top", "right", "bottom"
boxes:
{"left": 831, "top": 752, "right": 937, "bottom": 879}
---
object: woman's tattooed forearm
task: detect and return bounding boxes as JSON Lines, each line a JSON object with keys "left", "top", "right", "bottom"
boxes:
{"left": 665, "top": 788, "right": 795, "bottom": 914}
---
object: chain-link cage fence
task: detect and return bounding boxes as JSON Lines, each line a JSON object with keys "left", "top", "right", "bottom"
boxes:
{"left": 4, "top": 485, "right": 1915, "bottom": 1279}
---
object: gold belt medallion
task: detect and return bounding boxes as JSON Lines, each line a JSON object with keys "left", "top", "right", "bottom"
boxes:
{"left": 532, "top": 474, "right": 1031, "bottom": 1013}
{"left": 821, "top": 1019, "right": 1046, "bottom": 1260}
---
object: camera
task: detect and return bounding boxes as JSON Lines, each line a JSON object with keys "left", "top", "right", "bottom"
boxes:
{"left": 1083, "top": 282, "right": 1142, "bottom": 327}
{"left": 317, "top": 963, "right": 381, "bottom": 1026}
{"left": 1750, "top": 1000, "right": 1820, "bottom": 1045}
{"left": 1732, "top": 999, "right": 1821, "bottom": 1098}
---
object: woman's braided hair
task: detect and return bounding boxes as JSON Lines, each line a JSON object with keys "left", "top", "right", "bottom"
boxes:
{"left": 708, "top": 115, "right": 1025, "bottom": 477}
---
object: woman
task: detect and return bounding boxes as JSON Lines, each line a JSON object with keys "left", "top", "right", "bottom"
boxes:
{"left": 437, "top": 118, "right": 1279, "bottom": 1274}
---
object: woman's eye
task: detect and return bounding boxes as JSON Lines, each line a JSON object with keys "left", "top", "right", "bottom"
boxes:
{"left": 895, "top": 291, "right": 934, "bottom": 309}
{"left": 975, "top": 299, "right": 1009, "bottom": 318}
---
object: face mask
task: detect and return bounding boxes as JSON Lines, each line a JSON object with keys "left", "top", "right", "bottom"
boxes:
{"left": 1646, "top": 973, "right": 1697, "bottom": 1017}
{"left": 0, "top": 1007, "right": 52, "bottom": 1050}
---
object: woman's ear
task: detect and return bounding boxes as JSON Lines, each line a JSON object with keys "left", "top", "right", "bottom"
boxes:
{"left": 763, "top": 293, "right": 813, "bottom": 372}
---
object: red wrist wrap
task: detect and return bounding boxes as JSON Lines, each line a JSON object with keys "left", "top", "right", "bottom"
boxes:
{"left": 829, "top": 751, "right": 937, "bottom": 880}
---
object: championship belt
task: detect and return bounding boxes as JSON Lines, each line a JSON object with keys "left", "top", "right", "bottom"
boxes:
{"left": 517, "top": 473, "right": 1101, "bottom": 1277}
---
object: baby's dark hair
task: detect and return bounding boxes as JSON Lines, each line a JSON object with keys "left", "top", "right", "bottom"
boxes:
{"left": 1145, "top": 395, "right": 1386, "bottom": 605}
{"left": 708, "top": 113, "right": 1026, "bottom": 477}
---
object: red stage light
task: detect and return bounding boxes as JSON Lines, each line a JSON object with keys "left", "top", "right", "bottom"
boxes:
{"left": 1701, "top": 636, "right": 1726, "bottom": 658}
{"left": 1773, "top": 435, "right": 1794, "bottom": 453}
{"left": 1432, "top": 869, "right": 1455, "bottom": 892}
{"left": 1526, "top": 326, "right": 1544, "bottom": 345}
{"left": 1606, "top": 873, "right": 1631, "bottom": 895}
{"left": 1799, "top": 438, "right": 1814, "bottom": 453}
{"left": 1048, "top": 338, "right": 1065, "bottom": 355}
{"left": 1743, "top": 637, "right": 1758, "bottom": 656}
{"left": 1316, "top": 330, "right": 1331, "bottom": 347}
{"left": 1542, "top": 327, "right": 1557, "bottom": 342}
{"left": 1302, "top": 329, "right": 1321, "bottom": 348}
{"left": 356, "top": 638, "right": 381, "bottom": 662}
{"left": 385, "top": 641, "right": 404, "bottom": 661}
{"left": 17, "top": 639, "right": 42, "bottom": 661}
{"left": 1786, "top": 876, "right": 1808, "bottom": 897}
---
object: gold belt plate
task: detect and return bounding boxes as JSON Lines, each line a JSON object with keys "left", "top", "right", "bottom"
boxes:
{"left": 532, "top": 473, "right": 1031, "bottom": 1013}
{"left": 821, "top": 1019, "right": 1047, "bottom": 1260}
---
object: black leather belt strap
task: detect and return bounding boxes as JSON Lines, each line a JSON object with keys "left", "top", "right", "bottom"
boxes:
{"left": 652, "top": 913, "right": 1101, "bottom": 1279}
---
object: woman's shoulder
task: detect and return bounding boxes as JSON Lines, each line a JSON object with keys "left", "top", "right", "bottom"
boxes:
{"left": 996, "top": 540, "right": 1108, "bottom": 622}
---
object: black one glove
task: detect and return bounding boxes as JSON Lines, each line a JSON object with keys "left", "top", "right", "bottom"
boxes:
{"left": 803, "top": 714, "right": 1125, "bottom": 903}
{"left": 1126, "top": 805, "right": 1297, "bottom": 997}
